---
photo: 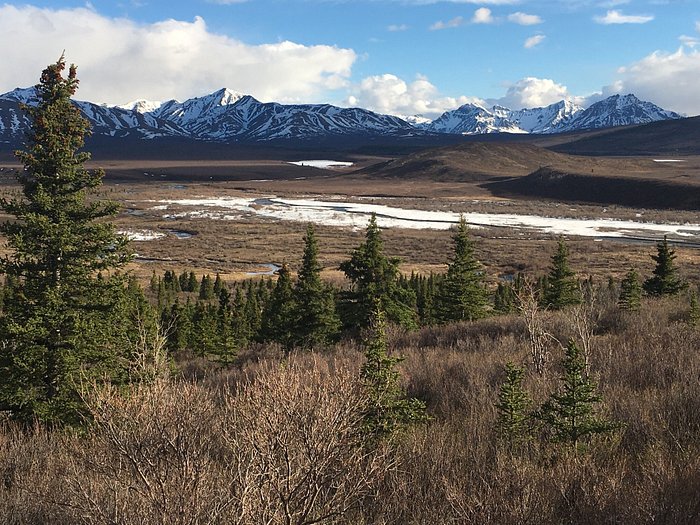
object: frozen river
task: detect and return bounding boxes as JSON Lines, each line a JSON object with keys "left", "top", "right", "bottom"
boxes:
{"left": 158, "top": 196, "right": 700, "bottom": 244}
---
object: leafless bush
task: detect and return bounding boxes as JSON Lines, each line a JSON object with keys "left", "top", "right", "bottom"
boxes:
{"left": 222, "top": 360, "right": 392, "bottom": 524}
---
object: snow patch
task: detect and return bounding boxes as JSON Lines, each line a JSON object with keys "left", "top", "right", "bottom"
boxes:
{"left": 119, "top": 229, "right": 166, "bottom": 241}
{"left": 288, "top": 160, "right": 355, "bottom": 169}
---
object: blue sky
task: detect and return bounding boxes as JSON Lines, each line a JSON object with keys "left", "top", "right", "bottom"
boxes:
{"left": 2, "top": 1, "right": 700, "bottom": 117}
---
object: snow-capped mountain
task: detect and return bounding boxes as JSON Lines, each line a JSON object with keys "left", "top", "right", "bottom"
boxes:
{"left": 0, "top": 86, "right": 684, "bottom": 146}
{"left": 144, "top": 88, "right": 416, "bottom": 141}
{"left": 427, "top": 95, "right": 680, "bottom": 136}
{"left": 554, "top": 94, "right": 681, "bottom": 132}
{"left": 428, "top": 103, "right": 526, "bottom": 135}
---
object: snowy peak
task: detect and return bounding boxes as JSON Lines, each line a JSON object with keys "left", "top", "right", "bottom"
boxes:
{"left": 426, "top": 94, "right": 679, "bottom": 135}
{"left": 118, "top": 99, "right": 164, "bottom": 114}
{"left": 560, "top": 94, "right": 682, "bottom": 131}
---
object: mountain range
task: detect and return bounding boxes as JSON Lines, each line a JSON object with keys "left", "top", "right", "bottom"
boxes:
{"left": 0, "top": 86, "right": 683, "bottom": 146}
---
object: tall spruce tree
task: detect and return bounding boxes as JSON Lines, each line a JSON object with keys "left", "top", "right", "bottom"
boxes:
{"left": 543, "top": 237, "right": 581, "bottom": 309}
{"left": 434, "top": 215, "right": 488, "bottom": 323}
{"left": 260, "top": 264, "right": 297, "bottom": 350}
{"left": 293, "top": 224, "right": 340, "bottom": 348}
{"left": 0, "top": 56, "right": 131, "bottom": 424}
{"left": 643, "top": 236, "right": 686, "bottom": 296}
{"left": 339, "top": 214, "right": 417, "bottom": 329}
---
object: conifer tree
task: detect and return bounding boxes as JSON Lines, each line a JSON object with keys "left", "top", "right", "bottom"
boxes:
{"left": 360, "top": 305, "right": 427, "bottom": 441}
{"left": 434, "top": 215, "right": 488, "bottom": 323}
{"left": 643, "top": 236, "right": 686, "bottom": 296}
{"left": 293, "top": 224, "right": 340, "bottom": 348}
{"left": 537, "top": 340, "right": 619, "bottom": 448}
{"left": 0, "top": 56, "right": 132, "bottom": 424}
{"left": 543, "top": 237, "right": 581, "bottom": 309}
{"left": 187, "top": 271, "right": 198, "bottom": 293}
{"left": 199, "top": 274, "right": 215, "bottom": 300}
{"left": 495, "top": 363, "right": 531, "bottom": 447}
{"left": 260, "top": 264, "right": 297, "bottom": 350}
{"left": 340, "top": 214, "right": 417, "bottom": 329}
{"left": 618, "top": 268, "right": 642, "bottom": 311}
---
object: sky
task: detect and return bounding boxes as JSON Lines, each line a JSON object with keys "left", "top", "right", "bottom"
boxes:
{"left": 1, "top": 0, "right": 700, "bottom": 119}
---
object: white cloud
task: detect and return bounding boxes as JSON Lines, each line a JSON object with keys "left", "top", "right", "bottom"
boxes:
{"left": 611, "top": 46, "right": 700, "bottom": 115}
{"left": 0, "top": 5, "right": 356, "bottom": 105}
{"left": 387, "top": 24, "right": 409, "bottom": 32}
{"left": 346, "top": 74, "right": 483, "bottom": 119}
{"left": 524, "top": 34, "right": 546, "bottom": 48}
{"left": 472, "top": 8, "right": 494, "bottom": 24}
{"left": 594, "top": 10, "right": 654, "bottom": 24}
{"left": 429, "top": 16, "right": 464, "bottom": 30}
{"left": 508, "top": 12, "right": 543, "bottom": 25}
{"left": 489, "top": 77, "right": 575, "bottom": 109}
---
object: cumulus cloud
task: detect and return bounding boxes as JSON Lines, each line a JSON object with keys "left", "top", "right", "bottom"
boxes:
{"left": 594, "top": 10, "right": 654, "bottom": 24}
{"left": 429, "top": 16, "right": 464, "bottom": 30}
{"left": 524, "top": 34, "right": 546, "bottom": 48}
{"left": 612, "top": 46, "right": 700, "bottom": 115}
{"left": 387, "top": 24, "right": 409, "bottom": 32}
{"left": 488, "top": 77, "right": 576, "bottom": 109}
{"left": 346, "top": 74, "right": 483, "bottom": 119}
{"left": 472, "top": 8, "right": 494, "bottom": 24}
{"left": 0, "top": 4, "right": 356, "bottom": 105}
{"left": 508, "top": 12, "right": 543, "bottom": 25}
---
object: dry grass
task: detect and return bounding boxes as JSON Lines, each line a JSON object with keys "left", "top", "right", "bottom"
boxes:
{"left": 1, "top": 296, "right": 700, "bottom": 523}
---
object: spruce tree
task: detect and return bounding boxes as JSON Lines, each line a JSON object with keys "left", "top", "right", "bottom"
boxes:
{"left": 339, "top": 214, "right": 417, "bottom": 329}
{"left": 643, "top": 236, "right": 686, "bottom": 296}
{"left": 543, "top": 237, "right": 581, "bottom": 309}
{"left": 293, "top": 224, "right": 340, "bottom": 349}
{"left": 0, "top": 56, "right": 131, "bottom": 424}
{"left": 260, "top": 264, "right": 297, "bottom": 350}
{"left": 360, "top": 305, "right": 427, "bottom": 441}
{"left": 537, "top": 340, "right": 619, "bottom": 448}
{"left": 618, "top": 268, "right": 642, "bottom": 311}
{"left": 434, "top": 215, "right": 488, "bottom": 323}
{"left": 495, "top": 363, "right": 531, "bottom": 448}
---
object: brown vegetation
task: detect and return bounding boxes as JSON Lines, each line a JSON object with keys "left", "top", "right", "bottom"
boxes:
{"left": 1, "top": 294, "right": 699, "bottom": 524}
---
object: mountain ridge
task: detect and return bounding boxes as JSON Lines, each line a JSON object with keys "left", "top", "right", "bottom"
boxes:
{"left": 0, "top": 86, "right": 684, "bottom": 145}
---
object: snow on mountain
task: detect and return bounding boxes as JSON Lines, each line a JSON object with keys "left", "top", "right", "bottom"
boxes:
{"left": 426, "top": 100, "right": 583, "bottom": 135}
{"left": 0, "top": 86, "right": 685, "bottom": 145}
{"left": 510, "top": 99, "right": 583, "bottom": 134}
{"left": 145, "top": 90, "right": 416, "bottom": 141}
{"left": 427, "top": 103, "right": 527, "bottom": 135}
{"left": 118, "top": 99, "right": 164, "bottom": 114}
{"left": 554, "top": 94, "right": 682, "bottom": 132}
{"left": 424, "top": 95, "right": 680, "bottom": 135}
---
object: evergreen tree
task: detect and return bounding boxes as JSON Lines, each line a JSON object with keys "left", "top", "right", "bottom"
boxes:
{"left": 618, "top": 268, "right": 642, "bottom": 311}
{"left": 434, "top": 215, "right": 488, "bottom": 323}
{"left": 0, "top": 57, "right": 132, "bottom": 424}
{"left": 293, "top": 224, "right": 341, "bottom": 348}
{"left": 360, "top": 305, "right": 427, "bottom": 441}
{"left": 260, "top": 264, "right": 297, "bottom": 350}
{"left": 199, "top": 274, "right": 215, "bottom": 300}
{"left": 495, "top": 363, "right": 531, "bottom": 447}
{"left": 187, "top": 271, "right": 198, "bottom": 293}
{"left": 537, "top": 340, "right": 619, "bottom": 448}
{"left": 543, "top": 237, "right": 581, "bottom": 309}
{"left": 339, "top": 214, "right": 417, "bottom": 329}
{"left": 643, "top": 236, "right": 686, "bottom": 296}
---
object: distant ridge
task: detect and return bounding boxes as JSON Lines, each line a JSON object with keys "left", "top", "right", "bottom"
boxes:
{"left": 0, "top": 86, "right": 684, "bottom": 146}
